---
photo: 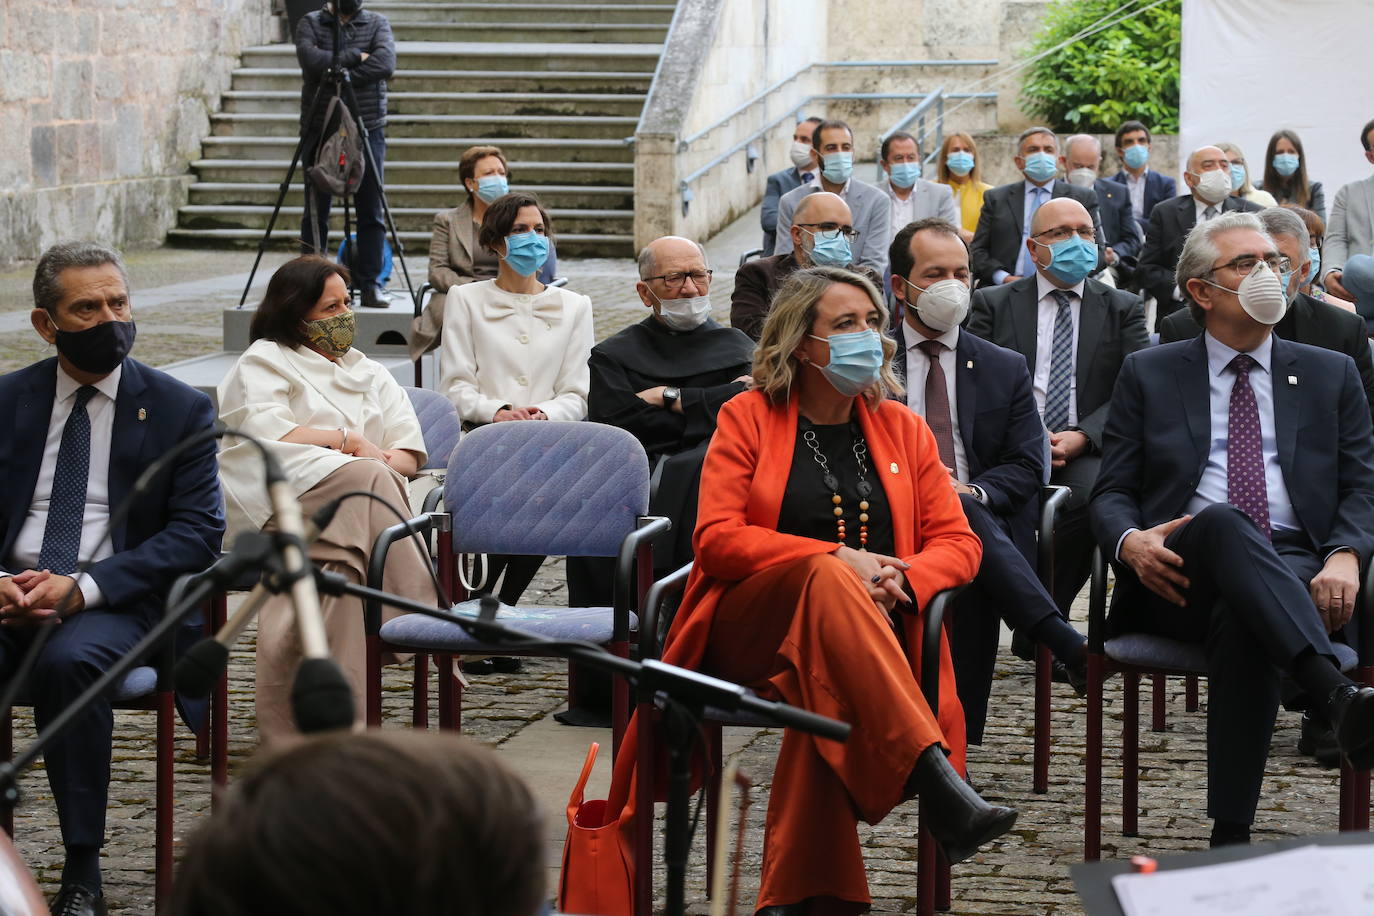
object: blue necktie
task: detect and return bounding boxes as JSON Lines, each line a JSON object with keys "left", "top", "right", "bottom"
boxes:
{"left": 1018, "top": 186, "right": 1048, "bottom": 277}
{"left": 1043, "top": 291, "right": 1074, "bottom": 432}
{"left": 37, "top": 386, "right": 98, "bottom": 575}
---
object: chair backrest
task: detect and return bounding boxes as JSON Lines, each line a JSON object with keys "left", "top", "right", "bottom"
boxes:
{"left": 405, "top": 387, "right": 462, "bottom": 470}
{"left": 444, "top": 421, "right": 650, "bottom": 558}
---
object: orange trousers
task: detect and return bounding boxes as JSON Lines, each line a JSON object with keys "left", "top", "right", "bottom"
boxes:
{"left": 702, "top": 553, "right": 947, "bottom": 912}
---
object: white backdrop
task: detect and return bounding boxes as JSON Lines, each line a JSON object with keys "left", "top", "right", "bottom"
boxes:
{"left": 1180, "top": 0, "right": 1374, "bottom": 205}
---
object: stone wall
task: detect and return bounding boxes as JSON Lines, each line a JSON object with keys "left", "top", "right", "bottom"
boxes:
{"left": 0, "top": 0, "right": 278, "bottom": 273}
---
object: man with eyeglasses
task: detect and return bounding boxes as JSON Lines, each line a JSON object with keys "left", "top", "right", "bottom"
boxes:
{"left": 772, "top": 119, "right": 891, "bottom": 272}
{"left": 761, "top": 116, "right": 823, "bottom": 255}
{"left": 732, "top": 191, "right": 877, "bottom": 340}
{"left": 968, "top": 197, "right": 1148, "bottom": 619}
{"left": 1138, "top": 145, "right": 1263, "bottom": 330}
{"left": 1091, "top": 210, "right": 1374, "bottom": 846}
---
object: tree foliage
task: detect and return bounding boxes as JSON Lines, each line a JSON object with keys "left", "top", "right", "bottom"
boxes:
{"left": 1019, "top": 0, "right": 1181, "bottom": 134}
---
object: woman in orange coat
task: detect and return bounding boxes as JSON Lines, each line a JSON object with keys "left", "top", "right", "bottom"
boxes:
{"left": 606, "top": 266, "right": 1017, "bottom": 915}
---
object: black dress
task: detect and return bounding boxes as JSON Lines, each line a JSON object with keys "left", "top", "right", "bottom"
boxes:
{"left": 777, "top": 417, "right": 895, "bottom": 556}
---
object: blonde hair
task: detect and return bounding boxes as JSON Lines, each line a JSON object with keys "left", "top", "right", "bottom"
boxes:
{"left": 1214, "top": 142, "right": 1253, "bottom": 194}
{"left": 937, "top": 132, "right": 983, "bottom": 185}
{"left": 752, "top": 266, "right": 903, "bottom": 406}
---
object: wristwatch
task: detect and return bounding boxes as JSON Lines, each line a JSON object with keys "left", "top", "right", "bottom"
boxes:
{"left": 662, "top": 387, "right": 680, "bottom": 408}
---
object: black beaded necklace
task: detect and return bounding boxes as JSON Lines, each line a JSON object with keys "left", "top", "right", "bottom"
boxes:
{"left": 800, "top": 421, "right": 872, "bottom": 549}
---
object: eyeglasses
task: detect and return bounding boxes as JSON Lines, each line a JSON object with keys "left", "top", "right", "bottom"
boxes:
{"left": 797, "top": 223, "right": 860, "bottom": 240}
{"left": 1209, "top": 254, "right": 1292, "bottom": 276}
{"left": 1032, "top": 225, "right": 1096, "bottom": 243}
{"left": 644, "top": 270, "right": 713, "bottom": 289}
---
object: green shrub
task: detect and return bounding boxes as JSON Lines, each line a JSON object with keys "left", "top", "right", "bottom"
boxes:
{"left": 1019, "top": 0, "right": 1181, "bottom": 134}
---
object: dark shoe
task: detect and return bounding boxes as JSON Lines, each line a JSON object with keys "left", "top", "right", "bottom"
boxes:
{"left": 1208, "top": 820, "right": 1251, "bottom": 848}
{"left": 50, "top": 883, "right": 106, "bottom": 916}
{"left": 1053, "top": 658, "right": 1089, "bottom": 697}
{"left": 1010, "top": 630, "right": 1036, "bottom": 662}
{"left": 1328, "top": 684, "right": 1374, "bottom": 769}
{"left": 359, "top": 285, "right": 388, "bottom": 308}
{"left": 908, "top": 746, "right": 1018, "bottom": 864}
{"left": 1298, "top": 711, "right": 1341, "bottom": 769}
{"left": 756, "top": 905, "right": 806, "bottom": 916}
{"left": 490, "top": 656, "right": 523, "bottom": 673}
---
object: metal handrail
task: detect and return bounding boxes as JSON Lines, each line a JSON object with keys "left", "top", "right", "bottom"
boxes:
{"left": 874, "top": 89, "right": 947, "bottom": 182}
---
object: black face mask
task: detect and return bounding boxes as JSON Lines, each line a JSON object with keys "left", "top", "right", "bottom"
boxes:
{"left": 52, "top": 320, "right": 136, "bottom": 375}
{"left": 336, "top": 0, "right": 361, "bottom": 15}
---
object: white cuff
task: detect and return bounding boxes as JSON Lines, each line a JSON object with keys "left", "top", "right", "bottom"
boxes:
{"left": 1115, "top": 527, "right": 1140, "bottom": 563}
{"left": 993, "top": 269, "right": 1010, "bottom": 285}
{"left": 76, "top": 573, "right": 104, "bottom": 610}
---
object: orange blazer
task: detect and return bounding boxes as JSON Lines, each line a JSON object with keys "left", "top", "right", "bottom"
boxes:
{"left": 606, "top": 389, "right": 982, "bottom": 823}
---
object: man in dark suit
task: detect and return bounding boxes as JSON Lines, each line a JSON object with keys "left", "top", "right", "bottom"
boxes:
{"left": 970, "top": 126, "right": 1105, "bottom": 288}
{"left": 1160, "top": 206, "right": 1374, "bottom": 418}
{"left": 968, "top": 198, "right": 1149, "bottom": 615}
{"left": 760, "top": 116, "right": 822, "bottom": 255}
{"left": 1091, "top": 211, "right": 1374, "bottom": 846}
{"left": 1137, "top": 145, "right": 1263, "bottom": 328}
{"left": 1110, "top": 119, "right": 1177, "bottom": 234}
{"left": 0, "top": 243, "right": 224, "bottom": 914}
{"left": 1061, "top": 134, "right": 1143, "bottom": 282}
{"left": 888, "top": 218, "right": 1087, "bottom": 742}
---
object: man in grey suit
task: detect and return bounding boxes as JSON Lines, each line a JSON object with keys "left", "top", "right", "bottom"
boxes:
{"left": 970, "top": 126, "right": 1105, "bottom": 288}
{"left": 1324, "top": 119, "right": 1374, "bottom": 302}
{"left": 774, "top": 119, "right": 891, "bottom": 272}
{"left": 760, "top": 116, "right": 822, "bottom": 255}
{"left": 880, "top": 130, "right": 960, "bottom": 240}
{"left": 968, "top": 197, "right": 1149, "bottom": 613}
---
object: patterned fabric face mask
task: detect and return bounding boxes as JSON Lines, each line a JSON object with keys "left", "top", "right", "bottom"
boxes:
{"left": 303, "top": 310, "right": 356, "bottom": 358}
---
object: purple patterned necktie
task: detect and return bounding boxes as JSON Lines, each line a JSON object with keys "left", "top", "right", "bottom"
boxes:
{"left": 1226, "top": 354, "right": 1271, "bottom": 539}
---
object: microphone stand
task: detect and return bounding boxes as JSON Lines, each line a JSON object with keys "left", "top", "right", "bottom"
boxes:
{"left": 311, "top": 568, "right": 850, "bottom": 916}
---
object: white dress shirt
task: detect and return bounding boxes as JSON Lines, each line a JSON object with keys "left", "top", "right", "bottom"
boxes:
{"left": 438, "top": 279, "right": 594, "bottom": 425}
{"left": 4, "top": 364, "right": 121, "bottom": 608}
{"left": 1125, "top": 169, "right": 1147, "bottom": 221}
{"left": 903, "top": 323, "right": 970, "bottom": 482}
{"left": 1032, "top": 273, "right": 1083, "bottom": 428}
{"left": 889, "top": 182, "right": 918, "bottom": 239}
{"left": 1185, "top": 332, "right": 1299, "bottom": 532}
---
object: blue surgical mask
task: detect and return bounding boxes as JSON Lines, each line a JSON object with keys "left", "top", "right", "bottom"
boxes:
{"left": 475, "top": 175, "right": 508, "bottom": 203}
{"left": 1280, "top": 268, "right": 1296, "bottom": 303}
{"left": 1229, "top": 163, "right": 1246, "bottom": 191}
{"left": 502, "top": 231, "right": 549, "bottom": 277}
{"left": 1122, "top": 144, "right": 1150, "bottom": 170}
{"left": 888, "top": 162, "right": 921, "bottom": 189}
{"left": 1034, "top": 234, "right": 1098, "bottom": 285}
{"left": 1022, "top": 151, "right": 1058, "bottom": 184}
{"left": 946, "top": 151, "right": 975, "bottom": 176}
{"left": 807, "top": 329, "right": 885, "bottom": 397}
{"left": 1272, "top": 153, "right": 1301, "bottom": 177}
{"left": 803, "top": 227, "right": 853, "bottom": 268}
{"left": 821, "top": 151, "right": 854, "bottom": 184}
{"left": 1310, "top": 246, "right": 1322, "bottom": 281}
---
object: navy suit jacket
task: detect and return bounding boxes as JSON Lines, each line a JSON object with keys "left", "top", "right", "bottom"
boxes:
{"left": 1093, "top": 177, "right": 1143, "bottom": 263}
{"left": 1109, "top": 168, "right": 1177, "bottom": 234}
{"left": 1137, "top": 194, "right": 1263, "bottom": 314}
{"left": 969, "top": 179, "right": 1105, "bottom": 287}
{"left": 761, "top": 166, "right": 809, "bottom": 255}
{"left": 1090, "top": 336, "right": 1374, "bottom": 606}
{"left": 0, "top": 358, "right": 225, "bottom": 619}
{"left": 891, "top": 323, "right": 1045, "bottom": 559}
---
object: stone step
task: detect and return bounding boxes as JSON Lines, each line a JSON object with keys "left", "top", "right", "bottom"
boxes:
{"left": 187, "top": 182, "right": 635, "bottom": 210}
{"left": 230, "top": 67, "right": 654, "bottom": 94}
{"left": 222, "top": 89, "right": 647, "bottom": 117}
{"left": 200, "top": 135, "right": 635, "bottom": 164}
{"left": 388, "top": 20, "right": 668, "bottom": 44}
{"left": 368, "top": 2, "right": 675, "bottom": 24}
{"left": 210, "top": 111, "right": 639, "bottom": 141}
{"left": 176, "top": 203, "right": 632, "bottom": 235}
{"left": 191, "top": 158, "right": 634, "bottom": 186}
{"left": 165, "top": 227, "right": 633, "bottom": 258}
{"left": 240, "top": 41, "right": 662, "bottom": 72}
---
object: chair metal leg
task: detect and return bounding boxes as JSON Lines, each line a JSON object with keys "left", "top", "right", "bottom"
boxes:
{"left": 1033, "top": 644, "right": 1051, "bottom": 794}
{"left": 634, "top": 705, "right": 656, "bottom": 916}
{"left": 155, "top": 693, "right": 175, "bottom": 909}
{"left": 1151, "top": 673, "right": 1167, "bottom": 732}
{"left": 412, "top": 652, "right": 429, "bottom": 729}
{"left": 1085, "top": 654, "right": 1104, "bottom": 861}
{"left": 366, "top": 634, "right": 384, "bottom": 728}
{"left": 1340, "top": 758, "right": 1355, "bottom": 831}
{"left": 916, "top": 808, "right": 936, "bottom": 916}
{"left": 436, "top": 653, "right": 462, "bottom": 731}
{"left": 211, "top": 593, "right": 229, "bottom": 796}
{"left": 611, "top": 640, "right": 630, "bottom": 760}
{"left": 936, "top": 849, "right": 951, "bottom": 910}
{"left": 1, "top": 712, "right": 11, "bottom": 838}
{"left": 1123, "top": 673, "right": 1140, "bottom": 837}
{"left": 704, "top": 724, "right": 723, "bottom": 897}
{"left": 1185, "top": 674, "right": 1200, "bottom": 712}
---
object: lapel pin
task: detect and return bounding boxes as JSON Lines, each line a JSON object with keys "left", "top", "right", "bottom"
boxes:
{"left": 137, "top": 408, "right": 147, "bottom": 421}
{"left": 1287, "top": 376, "right": 1298, "bottom": 386}
{"left": 966, "top": 360, "right": 974, "bottom": 369}
{"left": 889, "top": 462, "right": 899, "bottom": 474}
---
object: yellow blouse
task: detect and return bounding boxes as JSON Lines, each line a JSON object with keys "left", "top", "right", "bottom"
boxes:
{"left": 943, "top": 178, "right": 992, "bottom": 233}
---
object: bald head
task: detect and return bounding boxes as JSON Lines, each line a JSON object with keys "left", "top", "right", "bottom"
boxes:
{"left": 793, "top": 191, "right": 852, "bottom": 227}
{"left": 1187, "top": 145, "right": 1229, "bottom": 175}
{"left": 637, "top": 235, "right": 707, "bottom": 281}
{"left": 1030, "top": 197, "right": 1092, "bottom": 236}
{"left": 635, "top": 235, "right": 711, "bottom": 313}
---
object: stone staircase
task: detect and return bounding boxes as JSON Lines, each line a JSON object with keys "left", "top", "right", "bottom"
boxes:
{"left": 169, "top": 0, "right": 676, "bottom": 259}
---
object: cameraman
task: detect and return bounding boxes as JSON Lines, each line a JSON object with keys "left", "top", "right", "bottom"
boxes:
{"left": 296, "top": 0, "right": 395, "bottom": 308}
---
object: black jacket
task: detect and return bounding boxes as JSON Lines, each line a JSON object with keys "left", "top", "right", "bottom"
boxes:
{"left": 296, "top": 7, "right": 396, "bottom": 133}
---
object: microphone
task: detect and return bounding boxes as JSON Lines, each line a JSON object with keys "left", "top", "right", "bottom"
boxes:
{"left": 173, "top": 498, "right": 345, "bottom": 698}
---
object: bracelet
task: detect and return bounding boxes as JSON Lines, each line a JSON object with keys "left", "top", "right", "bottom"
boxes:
{"left": 339, "top": 427, "right": 348, "bottom": 450}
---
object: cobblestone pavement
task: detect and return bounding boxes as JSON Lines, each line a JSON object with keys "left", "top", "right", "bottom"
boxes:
{"left": 0, "top": 235, "right": 1359, "bottom": 913}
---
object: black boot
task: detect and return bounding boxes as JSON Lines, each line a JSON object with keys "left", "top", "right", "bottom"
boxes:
{"left": 908, "top": 746, "right": 1017, "bottom": 864}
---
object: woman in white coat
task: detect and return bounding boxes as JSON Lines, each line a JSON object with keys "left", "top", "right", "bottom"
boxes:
{"left": 439, "top": 192, "right": 594, "bottom": 608}
{"left": 218, "top": 256, "right": 433, "bottom": 744}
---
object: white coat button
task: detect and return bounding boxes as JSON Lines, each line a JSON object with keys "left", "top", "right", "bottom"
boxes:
{"left": 517, "top": 375, "right": 528, "bottom": 386}
{"left": 519, "top": 334, "right": 530, "bottom": 344}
